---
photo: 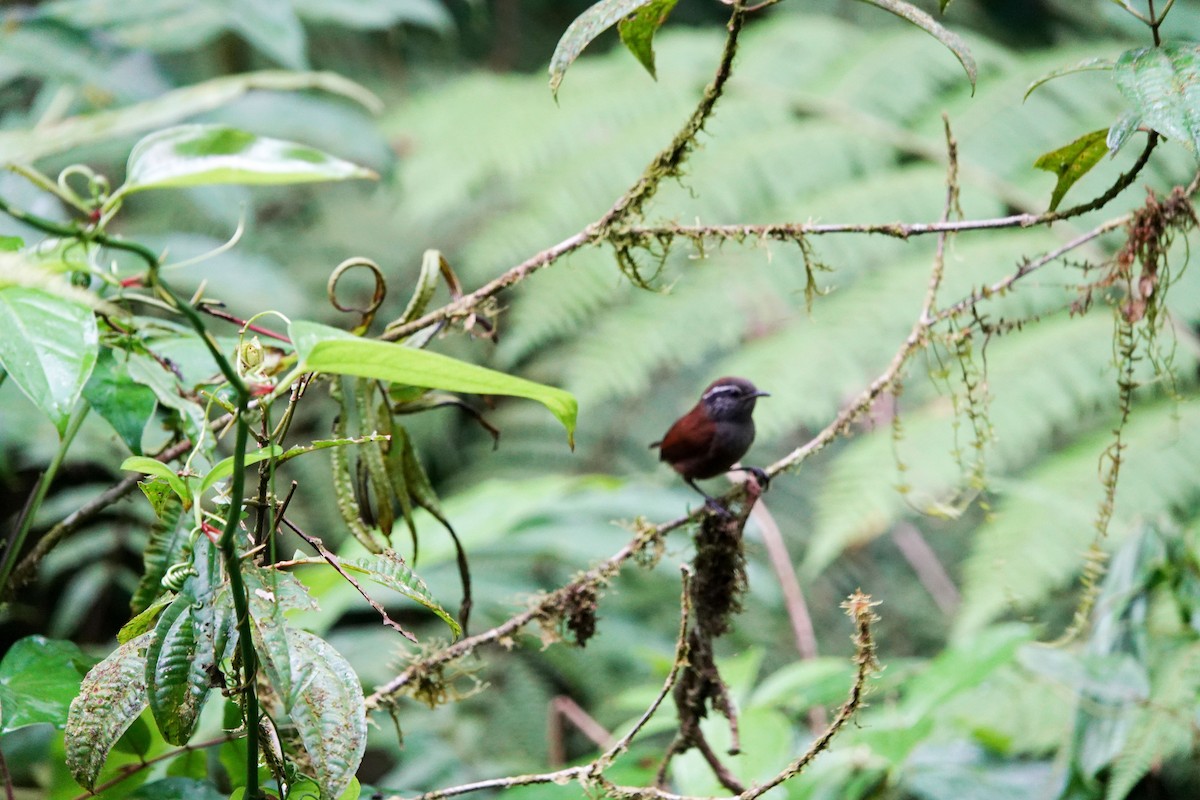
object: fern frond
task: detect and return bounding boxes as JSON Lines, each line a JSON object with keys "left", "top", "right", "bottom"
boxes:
{"left": 1104, "top": 640, "right": 1200, "bottom": 800}
{"left": 955, "top": 399, "right": 1200, "bottom": 638}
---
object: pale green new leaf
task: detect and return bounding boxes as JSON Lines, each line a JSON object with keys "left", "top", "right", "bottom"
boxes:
{"left": 200, "top": 444, "right": 284, "bottom": 495}
{"left": 0, "top": 286, "right": 97, "bottom": 436}
{"left": 65, "top": 633, "right": 152, "bottom": 790}
{"left": 852, "top": 0, "right": 977, "bottom": 92}
{"left": 290, "top": 320, "right": 577, "bottom": 447}
{"left": 1114, "top": 43, "right": 1200, "bottom": 159}
{"left": 0, "top": 71, "right": 381, "bottom": 164}
{"left": 117, "top": 125, "right": 377, "bottom": 197}
{"left": 121, "top": 457, "right": 190, "bottom": 506}
{"left": 549, "top": 0, "right": 659, "bottom": 97}
{"left": 286, "top": 630, "right": 367, "bottom": 799}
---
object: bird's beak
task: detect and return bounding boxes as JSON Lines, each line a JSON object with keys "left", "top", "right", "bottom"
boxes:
{"left": 752, "top": 390, "right": 771, "bottom": 398}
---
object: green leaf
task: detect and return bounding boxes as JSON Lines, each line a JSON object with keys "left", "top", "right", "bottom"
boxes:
{"left": 0, "top": 71, "right": 381, "bottom": 164}
{"left": 618, "top": 0, "right": 679, "bottom": 80}
{"left": 244, "top": 567, "right": 301, "bottom": 708}
{"left": 128, "top": 777, "right": 227, "bottom": 800}
{"left": 1107, "top": 109, "right": 1143, "bottom": 155}
{"left": 1033, "top": 129, "right": 1109, "bottom": 211}
{"left": 117, "top": 125, "right": 377, "bottom": 197}
{"left": 852, "top": 0, "right": 977, "bottom": 92}
{"left": 549, "top": 0, "right": 658, "bottom": 97}
{"left": 900, "top": 625, "right": 1031, "bottom": 718}
{"left": 83, "top": 349, "right": 157, "bottom": 454}
{"left": 342, "top": 551, "right": 462, "bottom": 638}
{"left": 226, "top": 0, "right": 307, "bottom": 70}
{"left": 119, "top": 597, "right": 175, "bottom": 645}
{"left": 130, "top": 487, "right": 189, "bottom": 613}
{"left": 65, "top": 633, "right": 152, "bottom": 790}
{"left": 0, "top": 286, "right": 98, "bottom": 436}
{"left": 122, "top": 456, "right": 191, "bottom": 506}
{"left": 0, "top": 636, "right": 97, "bottom": 732}
{"left": 0, "top": 236, "right": 22, "bottom": 251}
{"left": 1024, "top": 56, "right": 1114, "bottom": 101}
{"left": 199, "top": 444, "right": 284, "bottom": 495}
{"left": 1114, "top": 43, "right": 1200, "bottom": 159}
{"left": 145, "top": 539, "right": 222, "bottom": 745}
{"left": 293, "top": 0, "right": 452, "bottom": 31}
{"left": 285, "top": 629, "right": 367, "bottom": 799}
{"left": 290, "top": 320, "right": 578, "bottom": 447}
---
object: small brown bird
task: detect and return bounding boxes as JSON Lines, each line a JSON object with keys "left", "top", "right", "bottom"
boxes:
{"left": 651, "top": 376, "right": 770, "bottom": 511}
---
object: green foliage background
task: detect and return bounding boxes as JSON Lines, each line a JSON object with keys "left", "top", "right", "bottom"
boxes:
{"left": 2, "top": 0, "right": 1200, "bottom": 798}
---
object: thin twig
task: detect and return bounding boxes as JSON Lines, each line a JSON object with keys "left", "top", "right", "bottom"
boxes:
{"left": 8, "top": 437, "right": 194, "bottom": 591}
{"left": 403, "top": 568, "right": 696, "bottom": 800}
{"left": 278, "top": 516, "right": 417, "bottom": 642}
{"left": 68, "top": 733, "right": 240, "bottom": 800}
{"left": 891, "top": 522, "right": 960, "bottom": 615}
{"left": 745, "top": 496, "right": 827, "bottom": 733}
{"left": 401, "top": 590, "right": 880, "bottom": 800}
{"left": 548, "top": 696, "right": 614, "bottom": 765}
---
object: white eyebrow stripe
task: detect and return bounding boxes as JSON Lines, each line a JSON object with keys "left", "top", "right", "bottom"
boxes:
{"left": 703, "top": 385, "right": 742, "bottom": 400}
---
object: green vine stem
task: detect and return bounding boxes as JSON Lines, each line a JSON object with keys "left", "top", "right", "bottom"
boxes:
{"left": 0, "top": 404, "right": 89, "bottom": 597}
{"left": 0, "top": 198, "right": 263, "bottom": 799}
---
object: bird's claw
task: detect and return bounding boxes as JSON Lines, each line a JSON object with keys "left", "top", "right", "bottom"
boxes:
{"left": 704, "top": 496, "right": 734, "bottom": 518}
{"left": 745, "top": 467, "right": 770, "bottom": 491}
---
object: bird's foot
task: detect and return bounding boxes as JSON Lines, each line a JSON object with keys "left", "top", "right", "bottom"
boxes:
{"left": 703, "top": 496, "right": 734, "bottom": 518}
{"left": 744, "top": 466, "right": 770, "bottom": 492}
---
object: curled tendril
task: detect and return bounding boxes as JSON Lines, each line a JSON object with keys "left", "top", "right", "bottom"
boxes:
{"left": 327, "top": 257, "right": 387, "bottom": 333}
{"left": 57, "top": 164, "right": 109, "bottom": 212}
{"left": 162, "top": 213, "right": 247, "bottom": 272}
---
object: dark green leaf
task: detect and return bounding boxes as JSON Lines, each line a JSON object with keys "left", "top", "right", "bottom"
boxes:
{"left": 549, "top": 0, "right": 658, "bottom": 97}
{"left": 118, "top": 125, "right": 377, "bottom": 197}
{"left": 0, "top": 636, "right": 97, "bottom": 732}
{"left": 65, "top": 633, "right": 152, "bottom": 790}
{"left": 853, "top": 0, "right": 977, "bottom": 92}
{"left": 83, "top": 348, "right": 157, "bottom": 453}
{"left": 1033, "top": 129, "right": 1109, "bottom": 211}
{"left": 0, "top": 285, "right": 98, "bottom": 436}
{"left": 618, "top": 0, "right": 679, "bottom": 80}
{"left": 112, "top": 715, "right": 153, "bottom": 758}
{"left": 286, "top": 629, "right": 367, "bottom": 799}
{"left": 145, "top": 539, "right": 222, "bottom": 745}
{"left": 1114, "top": 43, "right": 1200, "bottom": 159}
{"left": 130, "top": 487, "right": 188, "bottom": 613}
{"left": 128, "top": 777, "right": 227, "bottom": 800}
{"left": 290, "top": 320, "right": 577, "bottom": 447}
